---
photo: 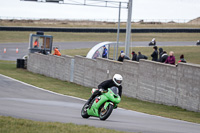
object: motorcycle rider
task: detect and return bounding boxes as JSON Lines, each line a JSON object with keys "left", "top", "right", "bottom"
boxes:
{"left": 87, "top": 74, "right": 123, "bottom": 105}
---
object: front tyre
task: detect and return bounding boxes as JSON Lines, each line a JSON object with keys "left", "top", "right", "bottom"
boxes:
{"left": 99, "top": 104, "right": 113, "bottom": 121}
{"left": 81, "top": 103, "right": 90, "bottom": 118}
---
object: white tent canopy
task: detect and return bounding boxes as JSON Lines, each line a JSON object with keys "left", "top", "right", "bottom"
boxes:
{"left": 86, "top": 42, "right": 117, "bottom": 59}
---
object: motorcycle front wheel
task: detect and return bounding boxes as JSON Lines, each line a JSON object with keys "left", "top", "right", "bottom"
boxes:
{"left": 99, "top": 104, "right": 113, "bottom": 121}
{"left": 81, "top": 103, "right": 90, "bottom": 118}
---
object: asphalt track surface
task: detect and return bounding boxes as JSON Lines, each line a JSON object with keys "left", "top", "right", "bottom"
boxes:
{"left": 0, "top": 41, "right": 197, "bottom": 61}
{"left": 0, "top": 74, "right": 200, "bottom": 133}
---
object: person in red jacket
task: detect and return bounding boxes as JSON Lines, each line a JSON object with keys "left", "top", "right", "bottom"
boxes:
{"left": 33, "top": 39, "right": 39, "bottom": 48}
{"left": 165, "top": 51, "right": 175, "bottom": 65}
{"left": 53, "top": 47, "right": 61, "bottom": 56}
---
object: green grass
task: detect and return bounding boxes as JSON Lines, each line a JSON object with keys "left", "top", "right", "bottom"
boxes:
{"left": 0, "top": 31, "right": 200, "bottom": 43}
{"left": 0, "top": 116, "right": 128, "bottom": 133}
{"left": 1, "top": 20, "right": 200, "bottom": 28}
{"left": 0, "top": 60, "right": 200, "bottom": 124}
{"left": 61, "top": 46, "right": 200, "bottom": 65}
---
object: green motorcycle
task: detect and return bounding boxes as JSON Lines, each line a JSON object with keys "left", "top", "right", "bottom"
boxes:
{"left": 81, "top": 87, "right": 121, "bottom": 121}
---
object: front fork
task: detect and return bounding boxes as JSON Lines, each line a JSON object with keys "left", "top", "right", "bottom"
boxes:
{"left": 103, "top": 102, "right": 116, "bottom": 110}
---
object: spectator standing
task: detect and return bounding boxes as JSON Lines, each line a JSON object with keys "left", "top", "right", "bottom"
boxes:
{"left": 131, "top": 51, "right": 137, "bottom": 61}
{"left": 118, "top": 53, "right": 130, "bottom": 62}
{"left": 136, "top": 52, "right": 148, "bottom": 62}
{"left": 165, "top": 51, "right": 175, "bottom": 65}
{"left": 158, "top": 48, "right": 164, "bottom": 62}
{"left": 118, "top": 53, "right": 125, "bottom": 62}
{"left": 160, "top": 51, "right": 168, "bottom": 63}
{"left": 151, "top": 46, "right": 158, "bottom": 61}
{"left": 178, "top": 54, "right": 186, "bottom": 63}
{"left": 53, "top": 47, "right": 61, "bottom": 56}
{"left": 102, "top": 45, "right": 108, "bottom": 58}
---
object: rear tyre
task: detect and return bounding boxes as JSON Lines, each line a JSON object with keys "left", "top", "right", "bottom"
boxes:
{"left": 99, "top": 104, "right": 113, "bottom": 121}
{"left": 81, "top": 102, "right": 90, "bottom": 118}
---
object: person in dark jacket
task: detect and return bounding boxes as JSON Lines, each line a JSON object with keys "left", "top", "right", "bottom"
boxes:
{"left": 178, "top": 54, "right": 186, "bottom": 63}
{"left": 136, "top": 52, "right": 148, "bottom": 62}
{"left": 151, "top": 46, "right": 158, "bottom": 61}
{"left": 38, "top": 49, "right": 48, "bottom": 55}
{"left": 86, "top": 74, "right": 123, "bottom": 106}
{"left": 158, "top": 48, "right": 164, "bottom": 62}
{"left": 117, "top": 53, "right": 124, "bottom": 62}
{"left": 160, "top": 51, "right": 168, "bottom": 63}
{"left": 131, "top": 51, "right": 137, "bottom": 61}
{"left": 102, "top": 45, "right": 108, "bottom": 58}
{"left": 165, "top": 51, "right": 176, "bottom": 65}
{"left": 118, "top": 53, "right": 130, "bottom": 62}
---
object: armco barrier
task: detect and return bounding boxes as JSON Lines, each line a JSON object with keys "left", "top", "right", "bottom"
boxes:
{"left": 1, "top": 26, "right": 200, "bottom": 33}
{"left": 27, "top": 53, "right": 200, "bottom": 112}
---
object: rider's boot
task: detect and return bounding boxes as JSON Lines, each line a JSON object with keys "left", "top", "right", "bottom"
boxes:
{"left": 86, "top": 90, "right": 101, "bottom": 109}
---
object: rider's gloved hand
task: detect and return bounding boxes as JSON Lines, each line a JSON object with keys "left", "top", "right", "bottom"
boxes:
{"left": 99, "top": 88, "right": 104, "bottom": 93}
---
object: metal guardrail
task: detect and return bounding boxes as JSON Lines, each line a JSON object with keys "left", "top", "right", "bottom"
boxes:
{"left": 0, "top": 26, "right": 200, "bottom": 33}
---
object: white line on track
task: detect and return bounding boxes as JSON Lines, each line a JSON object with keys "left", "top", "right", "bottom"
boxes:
{"left": 0, "top": 74, "right": 87, "bottom": 102}
{"left": 0, "top": 74, "right": 129, "bottom": 111}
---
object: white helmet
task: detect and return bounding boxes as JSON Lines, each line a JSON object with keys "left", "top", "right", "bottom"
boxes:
{"left": 113, "top": 74, "right": 123, "bottom": 86}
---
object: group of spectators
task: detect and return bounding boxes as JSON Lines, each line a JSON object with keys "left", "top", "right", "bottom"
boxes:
{"left": 117, "top": 46, "right": 187, "bottom": 66}
{"left": 52, "top": 44, "right": 187, "bottom": 66}
{"left": 117, "top": 50, "right": 147, "bottom": 62}
{"left": 151, "top": 46, "right": 186, "bottom": 65}
{"left": 34, "top": 38, "right": 61, "bottom": 56}
{"left": 131, "top": 51, "right": 148, "bottom": 62}
{"left": 38, "top": 47, "right": 61, "bottom": 56}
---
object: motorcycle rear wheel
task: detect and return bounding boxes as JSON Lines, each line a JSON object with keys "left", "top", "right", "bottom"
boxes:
{"left": 99, "top": 104, "right": 113, "bottom": 121}
{"left": 81, "top": 103, "right": 90, "bottom": 118}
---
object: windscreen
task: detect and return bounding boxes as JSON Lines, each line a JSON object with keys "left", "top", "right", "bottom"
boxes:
{"left": 110, "top": 87, "right": 119, "bottom": 95}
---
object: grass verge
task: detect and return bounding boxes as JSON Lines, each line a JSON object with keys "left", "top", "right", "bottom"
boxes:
{"left": 61, "top": 46, "right": 200, "bottom": 65}
{"left": 0, "top": 31, "right": 200, "bottom": 43}
{"left": 0, "top": 116, "right": 127, "bottom": 133}
{"left": 0, "top": 60, "right": 200, "bottom": 124}
{"left": 1, "top": 20, "right": 200, "bottom": 28}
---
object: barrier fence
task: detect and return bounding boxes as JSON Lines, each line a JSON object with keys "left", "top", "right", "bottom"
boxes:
{"left": 27, "top": 53, "right": 200, "bottom": 112}
{"left": 1, "top": 26, "right": 200, "bottom": 33}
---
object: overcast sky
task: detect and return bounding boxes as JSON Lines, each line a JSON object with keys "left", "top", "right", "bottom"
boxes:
{"left": 0, "top": 0, "right": 199, "bottom": 21}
